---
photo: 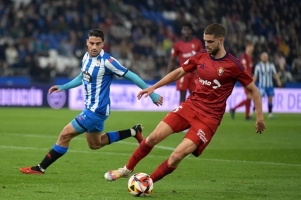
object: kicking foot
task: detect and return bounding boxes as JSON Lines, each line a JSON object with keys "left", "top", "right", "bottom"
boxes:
{"left": 104, "top": 166, "right": 132, "bottom": 181}
{"left": 230, "top": 108, "right": 235, "bottom": 119}
{"left": 20, "top": 165, "right": 45, "bottom": 175}
{"left": 133, "top": 124, "right": 143, "bottom": 144}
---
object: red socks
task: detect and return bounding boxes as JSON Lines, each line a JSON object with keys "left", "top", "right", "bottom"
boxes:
{"left": 245, "top": 99, "right": 251, "bottom": 118}
{"left": 126, "top": 139, "right": 153, "bottom": 170}
{"left": 234, "top": 99, "right": 247, "bottom": 110}
{"left": 150, "top": 160, "right": 176, "bottom": 183}
{"left": 234, "top": 99, "right": 251, "bottom": 118}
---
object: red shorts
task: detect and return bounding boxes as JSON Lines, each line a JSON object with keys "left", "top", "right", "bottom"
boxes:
{"left": 176, "top": 73, "right": 197, "bottom": 91}
{"left": 162, "top": 102, "right": 220, "bottom": 157}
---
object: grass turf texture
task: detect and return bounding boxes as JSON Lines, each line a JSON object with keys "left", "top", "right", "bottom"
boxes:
{"left": 0, "top": 108, "right": 300, "bottom": 200}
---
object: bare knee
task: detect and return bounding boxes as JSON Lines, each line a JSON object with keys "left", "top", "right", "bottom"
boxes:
{"left": 146, "top": 131, "right": 162, "bottom": 146}
{"left": 88, "top": 144, "right": 102, "bottom": 150}
{"left": 146, "top": 124, "right": 173, "bottom": 146}
{"left": 168, "top": 151, "right": 187, "bottom": 167}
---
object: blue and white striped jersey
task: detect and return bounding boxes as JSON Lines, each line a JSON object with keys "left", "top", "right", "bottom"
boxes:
{"left": 254, "top": 61, "right": 277, "bottom": 88}
{"left": 81, "top": 50, "right": 127, "bottom": 115}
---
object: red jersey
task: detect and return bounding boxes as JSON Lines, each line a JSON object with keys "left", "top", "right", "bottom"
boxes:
{"left": 181, "top": 50, "right": 253, "bottom": 122}
{"left": 240, "top": 52, "right": 253, "bottom": 75}
{"left": 171, "top": 38, "right": 203, "bottom": 65}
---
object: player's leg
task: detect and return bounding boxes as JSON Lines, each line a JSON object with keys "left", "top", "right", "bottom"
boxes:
{"left": 253, "top": 87, "right": 266, "bottom": 113}
{"left": 104, "top": 110, "right": 190, "bottom": 181}
{"left": 230, "top": 88, "right": 249, "bottom": 119}
{"left": 20, "top": 120, "right": 83, "bottom": 174}
{"left": 150, "top": 138, "right": 197, "bottom": 183}
{"left": 245, "top": 92, "right": 252, "bottom": 120}
{"left": 176, "top": 75, "right": 189, "bottom": 104}
{"left": 85, "top": 124, "right": 143, "bottom": 149}
{"left": 150, "top": 118, "right": 215, "bottom": 183}
{"left": 266, "top": 87, "right": 275, "bottom": 119}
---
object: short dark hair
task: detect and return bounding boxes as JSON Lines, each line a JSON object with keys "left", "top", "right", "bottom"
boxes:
{"left": 245, "top": 40, "right": 254, "bottom": 46}
{"left": 204, "top": 23, "right": 227, "bottom": 38}
{"left": 182, "top": 22, "right": 193, "bottom": 30}
{"left": 88, "top": 29, "right": 104, "bottom": 41}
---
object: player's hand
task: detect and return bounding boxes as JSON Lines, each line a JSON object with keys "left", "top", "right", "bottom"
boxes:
{"left": 138, "top": 87, "right": 155, "bottom": 99}
{"left": 153, "top": 95, "right": 163, "bottom": 106}
{"left": 255, "top": 120, "right": 266, "bottom": 134}
{"left": 48, "top": 85, "right": 62, "bottom": 94}
{"left": 137, "top": 87, "right": 164, "bottom": 106}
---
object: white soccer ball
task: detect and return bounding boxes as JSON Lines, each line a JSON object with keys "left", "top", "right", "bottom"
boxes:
{"left": 128, "top": 172, "right": 153, "bottom": 197}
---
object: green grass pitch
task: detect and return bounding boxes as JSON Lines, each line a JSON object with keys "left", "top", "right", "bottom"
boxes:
{"left": 0, "top": 108, "right": 300, "bottom": 200}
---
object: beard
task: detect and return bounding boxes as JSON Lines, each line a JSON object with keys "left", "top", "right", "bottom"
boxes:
{"left": 209, "top": 44, "right": 220, "bottom": 56}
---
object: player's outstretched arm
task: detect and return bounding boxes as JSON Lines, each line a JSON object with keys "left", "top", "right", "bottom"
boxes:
{"left": 138, "top": 67, "right": 186, "bottom": 99}
{"left": 123, "top": 70, "right": 163, "bottom": 106}
{"left": 245, "top": 81, "right": 266, "bottom": 134}
{"left": 49, "top": 73, "right": 83, "bottom": 94}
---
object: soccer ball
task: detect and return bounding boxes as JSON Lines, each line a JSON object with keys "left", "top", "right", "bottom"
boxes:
{"left": 128, "top": 173, "right": 153, "bottom": 197}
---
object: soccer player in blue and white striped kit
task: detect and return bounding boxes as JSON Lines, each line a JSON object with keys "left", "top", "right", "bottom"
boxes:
{"left": 253, "top": 52, "right": 281, "bottom": 119}
{"left": 20, "top": 29, "right": 163, "bottom": 174}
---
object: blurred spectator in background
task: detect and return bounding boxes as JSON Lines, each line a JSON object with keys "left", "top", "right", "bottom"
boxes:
{"left": 166, "top": 22, "right": 203, "bottom": 104}
{"left": 0, "top": 0, "right": 300, "bottom": 84}
{"left": 274, "top": 51, "right": 294, "bottom": 85}
{"left": 230, "top": 41, "right": 254, "bottom": 120}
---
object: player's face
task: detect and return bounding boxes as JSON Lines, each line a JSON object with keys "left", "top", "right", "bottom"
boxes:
{"left": 86, "top": 36, "right": 104, "bottom": 57}
{"left": 246, "top": 44, "right": 254, "bottom": 54}
{"left": 261, "top": 53, "right": 269, "bottom": 62}
{"left": 203, "top": 34, "right": 222, "bottom": 56}
{"left": 182, "top": 26, "right": 192, "bottom": 38}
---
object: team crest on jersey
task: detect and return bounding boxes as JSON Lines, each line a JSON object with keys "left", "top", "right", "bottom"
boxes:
{"left": 217, "top": 67, "right": 224, "bottom": 76}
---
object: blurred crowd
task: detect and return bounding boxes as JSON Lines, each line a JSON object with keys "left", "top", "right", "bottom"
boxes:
{"left": 0, "top": 0, "right": 301, "bottom": 84}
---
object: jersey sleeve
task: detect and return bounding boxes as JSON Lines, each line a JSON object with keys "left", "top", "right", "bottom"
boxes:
{"left": 104, "top": 56, "right": 128, "bottom": 77}
{"left": 181, "top": 53, "right": 199, "bottom": 73}
{"left": 232, "top": 61, "right": 253, "bottom": 87}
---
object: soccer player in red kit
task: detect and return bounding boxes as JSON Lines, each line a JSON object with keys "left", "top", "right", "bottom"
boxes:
{"left": 166, "top": 22, "right": 203, "bottom": 104}
{"left": 104, "top": 23, "right": 266, "bottom": 183}
{"left": 230, "top": 41, "right": 254, "bottom": 120}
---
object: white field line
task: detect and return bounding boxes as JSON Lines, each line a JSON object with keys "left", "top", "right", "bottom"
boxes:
{"left": 1, "top": 133, "right": 301, "bottom": 167}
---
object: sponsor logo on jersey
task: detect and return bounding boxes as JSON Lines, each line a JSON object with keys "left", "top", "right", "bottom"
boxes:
{"left": 182, "top": 50, "right": 196, "bottom": 58}
{"left": 199, "top": 78, "right": 212, "bottom": 86}
{"left": 199, "top": 78, "right": 221, "bottom": 89}
{"left": 83, "top": 71, "right": 92, "bottom": 83}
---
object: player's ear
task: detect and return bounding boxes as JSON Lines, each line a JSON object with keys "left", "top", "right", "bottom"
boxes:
{"left": 219, "top": 38, "right": 224, "bottom": 44}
